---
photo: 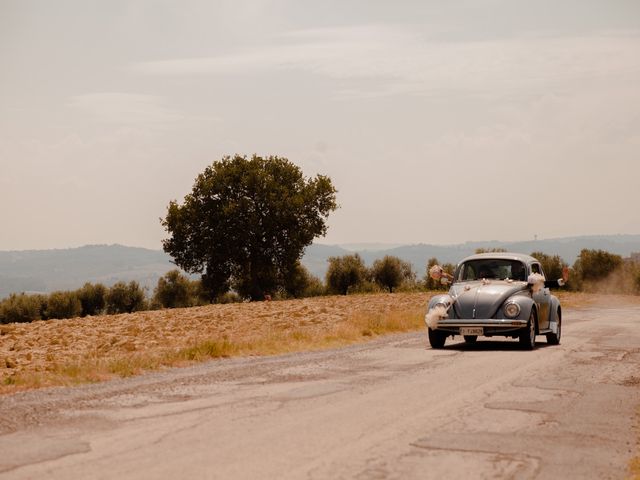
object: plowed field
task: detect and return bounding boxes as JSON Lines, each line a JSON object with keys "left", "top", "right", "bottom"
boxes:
{"left": 0, "top": 292, "right": 431, "bottom": 391}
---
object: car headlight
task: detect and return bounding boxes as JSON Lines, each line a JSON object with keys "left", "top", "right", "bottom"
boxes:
{"left": 503, "top": 302, "right": 520, "bottom": 318}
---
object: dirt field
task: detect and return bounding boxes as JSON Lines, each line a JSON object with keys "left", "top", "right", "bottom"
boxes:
{"left": 1, "top": 291, "right": 638, "bottom": 394}
{"left": 0, "top": 292, "right": 431, "bottom": 391}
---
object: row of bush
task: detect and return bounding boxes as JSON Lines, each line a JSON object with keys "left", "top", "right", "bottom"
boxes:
{"left": 0, "top": 255, "right": 419, "bottom": 324}
{"left": 0, "top": 281, "right": 148, "bottom": 324}
{"left": 323, "top": 248, "right": 640, "bottom": 295}
{"left": 325, "top": 254, "right": 416, "bottom": 295}
{"left": 2, "top": 248, "right": 639, "bottom": 325}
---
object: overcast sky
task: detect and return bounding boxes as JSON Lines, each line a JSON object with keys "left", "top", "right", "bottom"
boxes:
{"left": 2, "top": 0, "right": 640, "bottom": 251}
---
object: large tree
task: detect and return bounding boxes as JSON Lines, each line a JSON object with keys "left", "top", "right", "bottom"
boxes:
{"left": 161, "top": 155, "right": 337, "bottom": 301}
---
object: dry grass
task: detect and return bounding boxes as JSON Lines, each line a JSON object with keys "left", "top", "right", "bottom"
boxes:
{"left": 0, "top": 292, "right": 430, "bottom": 393}
{"left": 631, "top": 455, "right": 640, "bottom": 480}
{"left": 2, "top": 291, "right": 639, "bottom": 394}
{"left": 630, "top": 405, "right": 640, "bottom": 480}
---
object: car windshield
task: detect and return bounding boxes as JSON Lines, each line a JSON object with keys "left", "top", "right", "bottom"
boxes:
{"left": 457, "top": 259, "right": 526, "bottom": 281}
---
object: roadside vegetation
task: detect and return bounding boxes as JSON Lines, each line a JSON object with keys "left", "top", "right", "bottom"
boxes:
{"left": 2, "top": 248, "right": 640, "bottom": 325}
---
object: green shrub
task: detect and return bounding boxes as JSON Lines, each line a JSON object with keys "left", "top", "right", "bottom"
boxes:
{"left": 188, "top": 279, "right": 210, "bottom": 306}
{"left": 348, "top": 280, "right": 380, "bottom": 294}
{"left": 45, "top": 291, "right": 82, "bottom": 320}
{"left": 282, "top": 262, "right": 325, "bottom": 298}
{"left": 215, "top": 291, "right": 242, "bottom": 304}
{"left": 572, "top": 249, "right": 623, "bottom": 291}
{"left": 326, "top": 254, "right": 368, "bottom": 295}
{"left": 76, "top": 282, "right": 107, "bottom": 316}
{"left": 371, "top": 255, "right": 415, "bottom": 293}
{"left": 147, "top": 297, "right": 163, "bottom": 310}
{"left": 301, "top": 274, "right": 326, "bottom": 298}
{"left": 580, "top": 260, "right": 640, "bottom": 295}
{"left": 0, "top": 293, "right": 43, "bottom": 323}
{"left": 153, "top": 270, "right": 193, "bottom": 308}
{"left": 106, "top": 281, "right": 147, "bottom": 314}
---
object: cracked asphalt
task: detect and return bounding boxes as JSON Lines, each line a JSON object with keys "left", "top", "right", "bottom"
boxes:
{"left": 0, "top": 306, "right": 638, "bottom": 479}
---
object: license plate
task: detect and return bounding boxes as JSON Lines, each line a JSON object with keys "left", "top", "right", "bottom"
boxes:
{"left": 460, "top": 327, "right": 483, "bottom": 336}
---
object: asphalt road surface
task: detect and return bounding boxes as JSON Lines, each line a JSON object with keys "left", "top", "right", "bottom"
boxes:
{"left": 1, "top": 306, "right": 639, "bottom": 479}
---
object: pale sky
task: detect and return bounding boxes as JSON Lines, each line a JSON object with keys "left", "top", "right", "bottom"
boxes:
{"left": 2, "top": 0, "right": 640, "bottom": 251}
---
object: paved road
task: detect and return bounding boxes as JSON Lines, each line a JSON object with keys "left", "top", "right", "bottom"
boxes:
{"left": 0, "top": 306, "right": 639, "bottom": 479}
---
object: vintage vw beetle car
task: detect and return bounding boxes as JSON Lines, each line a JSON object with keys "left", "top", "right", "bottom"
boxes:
{"left": 425, "top": 253, "right": 563, "bottom": 350}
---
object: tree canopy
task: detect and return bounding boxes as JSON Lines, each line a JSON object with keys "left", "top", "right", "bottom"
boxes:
{"left": 161, "top": 155, "right": 337, "bottom": 301}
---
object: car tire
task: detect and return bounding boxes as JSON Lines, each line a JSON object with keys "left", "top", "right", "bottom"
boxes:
{"left": 463, "top": 335, "right": 477, "bottom": 344}
{"left": 519, "top": 311, "right": 537, "bottom": 350}
{"left": 428, "top": 328, "right": 446, "bottom": 349}
{"left": 546, "top": 311, "right": 561, "bottom": 345}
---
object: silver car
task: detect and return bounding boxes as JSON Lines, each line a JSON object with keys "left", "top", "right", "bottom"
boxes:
{"left": 425, "top": 253, "right": 563, "bottom": 349}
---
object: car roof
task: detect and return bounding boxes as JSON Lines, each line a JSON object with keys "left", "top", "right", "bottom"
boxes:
{"left": 458, "top": 252, "right": 538, "bottom": 265}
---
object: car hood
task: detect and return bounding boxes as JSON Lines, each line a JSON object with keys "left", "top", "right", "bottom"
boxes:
{"left": 449, "top": 281, "right": 527, "bottom": 319}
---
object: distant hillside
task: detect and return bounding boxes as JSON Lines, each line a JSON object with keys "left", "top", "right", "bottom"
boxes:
{"left": 2, "top": 235, "right": 640, "bottom": 299}
{"left": 0, "top": 245, "right": 175, "bottom": 299}
{"left": 304, "top": 235, "right": 640, "bottom": 278}
{"left": 301, "top": 243, "right": 350, "bottom": 278}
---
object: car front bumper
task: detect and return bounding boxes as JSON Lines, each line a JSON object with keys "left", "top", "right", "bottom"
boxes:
{"left": 432, "top": 318, "right": 528, "bottom": 335}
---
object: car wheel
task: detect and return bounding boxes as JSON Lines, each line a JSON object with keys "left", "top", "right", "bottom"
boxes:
{"left": 519, "top": 311, "right": 537, "bottom": 350}
{"left": 546, "top": 311, "right": 561, "bottom": 345}
{"left": 463, "top": 335, "right": 477, "bottom": 344}
{"left": 428, "top": 328, "right": 446, "bottom": 349}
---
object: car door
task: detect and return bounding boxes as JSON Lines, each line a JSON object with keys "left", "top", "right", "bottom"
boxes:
{"left": 531, "top": 262, "right": 551, "bottom": 329}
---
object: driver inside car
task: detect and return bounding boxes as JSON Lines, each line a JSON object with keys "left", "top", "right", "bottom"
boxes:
{"left": 478, "top": 266, "right": 494, "bottom": 279}
{"left": 510, "top": 262, "right": 526, "bottom": 281}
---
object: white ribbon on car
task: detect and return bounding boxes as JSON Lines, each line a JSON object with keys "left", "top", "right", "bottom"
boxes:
{"left": 528, "top": 273, "right": 545, "bottom": 293}
{"left": 425, "top": 269, "right": 475, "bottom": 329}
